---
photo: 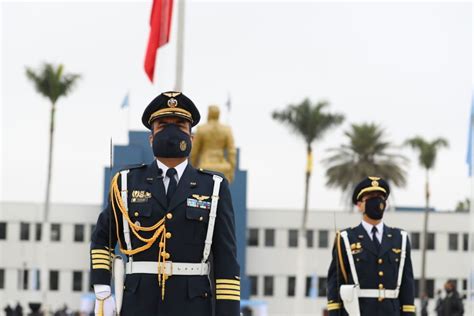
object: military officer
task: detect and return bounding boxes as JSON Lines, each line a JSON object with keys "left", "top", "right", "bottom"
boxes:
{"left": 90, "top": 92, "right": 241, "bottom": 316}
{"left": 326, "top": 177, "right": 415, "bottom": 315}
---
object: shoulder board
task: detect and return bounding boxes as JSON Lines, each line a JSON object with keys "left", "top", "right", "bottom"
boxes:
{"left": 197, "top": 168, "right": 226, "bottom": 179}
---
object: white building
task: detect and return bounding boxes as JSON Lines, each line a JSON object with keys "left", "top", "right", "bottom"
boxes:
{"left": 0, "top": 202, "right": 99, "bottom": 313}
{"left": 0, "top": 202, "right": 472, "bottom": 316}
{"left": 247, "top": 208, "right": 472, "bottom": 316}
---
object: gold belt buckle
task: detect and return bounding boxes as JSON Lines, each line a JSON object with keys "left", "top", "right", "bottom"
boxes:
{"left": 378, "top": 288, "right": 386, "bottom": 301}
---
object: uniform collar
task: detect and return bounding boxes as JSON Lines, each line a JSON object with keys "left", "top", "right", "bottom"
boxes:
{"left": 361, "top": 219, "right": 384, "bottom": 237}
{"left": 156, "top": 159, "right": 188, "bottom": 182}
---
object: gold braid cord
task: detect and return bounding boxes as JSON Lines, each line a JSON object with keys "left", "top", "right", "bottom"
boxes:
{"left": 110, "top": 173, "right": 169, "bottom": 299}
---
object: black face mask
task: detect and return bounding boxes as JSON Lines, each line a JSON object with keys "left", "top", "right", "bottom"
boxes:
{"left": 364, "top": 197, "right": 386, "bottom": 220}
{"left": 152, "top": 124, "right": 192, "bottom": 158}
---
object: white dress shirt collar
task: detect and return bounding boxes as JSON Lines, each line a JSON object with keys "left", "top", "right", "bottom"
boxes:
{"left": 156, "top": 159, "right": 188, "bottom": 183}
{"left": 361, "top": 219, "right": 384, "bottom": 243}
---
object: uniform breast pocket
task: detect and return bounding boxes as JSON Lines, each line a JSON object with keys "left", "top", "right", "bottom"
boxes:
{"left": 129, "top": 204, "right": 152, "bottom": 219}
{"left": 388, "top": 252, "right": 400, "bottom": 272}
{"left": 186, "top": 207, "right": 210, "bottom": 244}
{"left": 353, "top": 251, "right": 368, "bottom": 279}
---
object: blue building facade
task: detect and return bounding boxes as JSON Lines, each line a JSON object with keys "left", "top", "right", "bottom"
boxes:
{"left": 102, "top": 130, "right": 250, "bottom": 300}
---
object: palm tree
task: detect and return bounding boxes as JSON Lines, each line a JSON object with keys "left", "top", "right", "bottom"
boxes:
{"left": 324, "top": 123, "right": 408, "bottom": 203}
{"left": 26, "top": 63, "right": 80, "bottom": 221}
{"left": 405, "top": 136, "right": 448, "bottom": 298}
{"left": 272, "top": 98, "right": 344, "bottom": 307}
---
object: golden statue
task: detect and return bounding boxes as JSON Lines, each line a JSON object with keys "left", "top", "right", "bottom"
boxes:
{"left": 191, "top": 105, "right": 236, "bottom": 182}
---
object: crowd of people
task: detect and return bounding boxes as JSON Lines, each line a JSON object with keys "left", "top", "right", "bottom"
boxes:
{"left": 420, "top": 280, "right": 465, "bottom": 316}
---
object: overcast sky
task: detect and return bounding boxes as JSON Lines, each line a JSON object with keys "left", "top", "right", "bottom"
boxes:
{"left": 0, "top": 1, "right": 472, "bottom": 212}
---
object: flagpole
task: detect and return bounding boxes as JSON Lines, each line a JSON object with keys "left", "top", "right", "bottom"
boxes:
{"left": 175, "top": 0, "right": 186, "bottom": 91}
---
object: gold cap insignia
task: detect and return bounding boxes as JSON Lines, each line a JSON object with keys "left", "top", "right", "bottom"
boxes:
{"left": 163, "top": 91, "right": 181, "bottom": 98}
{"left": 371, "top": 180, "right": 379, "bottom": 187}
{"left": 168, "top": 98, "right": 178, "bottom": 108}
{"left": 179, "top": 140, "right": 187, "bottom": 151}
{"left": 369, "top": 176, "right": 381, "bottom": 181}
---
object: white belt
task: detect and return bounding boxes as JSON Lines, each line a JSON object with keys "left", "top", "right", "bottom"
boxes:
{"left": 125, "top": 261, "right": 210, "bottom": 276}
{"left": 358, "top": 289, "right": 399, "bottom": 299}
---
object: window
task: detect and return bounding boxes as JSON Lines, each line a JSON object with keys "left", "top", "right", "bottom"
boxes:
{"left": 51, "top": 224, "right": 61, "bottom": 242}
{"left": 463, "top": 233, "right": 469, "bottom": 251}
{"left": 410, "top": 232, "right": 420, "bottom": 250}
{"left": 306, "top": 230, "right": 314, "bottom": 248}
{"left": 90, "top": 224, "right": 96, "bottom": 241}
{"left": 72, "top": 271, "right": 83, "bottom": 292}
{"left": 264, "top": 276, "right": 274, "bottom": 296}
{"left": 247, "top": 228, "right": 259, "bottom": 246}
{"left": 427, "top": 233, "right": 435, "bottom": 250}
{"left": 318, "top": 230, "right": 329, "bottom": 248}
{"left": 448, "top": 233, "right": 458, "bottom": 251}
{"left": 31, "top": 269, "right": 40, "bottom": 290}
{"left": 287, "top": 276, "right": 296, "bottom": 297}
{"left": 0, "top": 222, "right": 6, "bottom": 240}
{"left": 249, "top": 275, "right": 258, "bottom": 296}
{"left": 20, "top": 222, "right": 30, "bottom": 241}
{"left": 264, "top": 229, "right": 275, "bottom": 247}
{"left": 22, "top": 269, "right": 28, "bottom": 290}
{"left": 35, "top": 223, "right": 42, "bottom": 241}
{"left": 49, "top": 270, "right": 59, "bottom": 291}
{"left": 414, "top": 279, "right": 435, "bottom": 298}
{"left": 288, "top": 229, "right": 298, "bottom": 248}
{"left": 0, "top": 269, "right": 4, "bottom": 289}
{"left": 318, "top": 277, "right": 327, "bottom": 297}
{"left": 74, "top": 224, "right": 85, "bottom": 242}
{"left": 305, "top": 276, "right": 317, "bottom": 297}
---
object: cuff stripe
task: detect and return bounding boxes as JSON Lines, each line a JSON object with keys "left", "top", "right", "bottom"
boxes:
{"left": 216, "top": 279, "right": 240, "bottom": 285}
{"left": 216, "top": 295, "right": 240, "bottom": 301}
{"left": 402, "top": 305, "right": 416, "bottom": 312}
{"left": 216, "top": 284, "right": 240, "bottom": 290}
{"left": 91, "top": 254, "right": 111, "bottom": 260}
{"left": 92, "top": 259, "right": 111, "bottom": 266}
{"left": 216, "top": 289, "right": 240, "bottom": 296}
{"left": 91, "top": 249, "right": 110, "bottom": 255}
{"left": 327, "top": 303, "right": 342, "bottom": 311}
{"left": 92, "top": 264, "right": 110, "bottom": 270}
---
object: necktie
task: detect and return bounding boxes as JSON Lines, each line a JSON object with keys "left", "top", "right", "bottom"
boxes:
{"left": 166, "top": 168, "right": 177, "bottom": 204}
{"left": 372, "top": 226, "right": 381, "bottom": 252}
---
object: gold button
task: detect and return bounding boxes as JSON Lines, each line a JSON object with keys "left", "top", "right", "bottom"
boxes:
{"left": 379, "top": 284, "right": 384, "bottom": 289}
{"left": 166, "top": 232, "right": 172, "bottom": 239}
{"left": 356, "top": 258, "right": 360, "bottom": 262}
{"left": 159, "top": 242, "right": 164, "bottom": 247}
{"left": 134, "top": 211, "right": 139, "bottom": 217}
{"left": 166, "top": 213, "right": 173, "bottom": 219}
{"left": 161, "top": 252, "right": 168, "bottom": 258}
{"left": 199, "top": 216, "right": 204, "bottom": 221}
{"left": 378, "top": 259, "right": 383, "bottom": 264}
{"left": 134, "top": 221, "right": 141, "bottom": 227}
{"left": 164, "top": 275, "right": 169, "bottom": 280}
{"left": 204, "top": 292, "right": 208, "bottom": 298}
{"left": 395, "top": 258, "right": 399, "bottom": 262}
{"left": 165, "top": 253, "right": 170, "bottom": 259}
{"left": 378, "top": 271, "right": 384, "bottom": 277}
{"left": 378, "top": 297, "right": 384, "bottom": 302}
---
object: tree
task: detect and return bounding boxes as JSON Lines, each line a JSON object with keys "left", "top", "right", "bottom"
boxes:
{"left": 26, "top": 63, "right": 80, "bottom": 221}
{"left": 455, "top": 198, "right": 470, "bottom": 213}
{"left": 324, "top": 123, "right": 407, "bottom": 204}
{"left": 405, "top": 136, "right": 448, "bottom": 298}
{"left": 272, "top": 98, "right": 344, "bottom": 308}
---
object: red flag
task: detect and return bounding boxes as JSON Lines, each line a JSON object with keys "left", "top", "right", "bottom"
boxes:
{"left": 144, "top": 0, "right": 174, "bottom": 82}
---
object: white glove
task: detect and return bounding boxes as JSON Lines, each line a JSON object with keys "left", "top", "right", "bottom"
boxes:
{"left": 94, "top": 285, "right": 116, "bottom": 316}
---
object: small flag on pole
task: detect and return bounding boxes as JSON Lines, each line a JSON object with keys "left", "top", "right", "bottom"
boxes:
{"left": 466, "top": 94, "right": 474, "bottom": 176}
{"left": 144, "top": 0, "right": 174, "bottom": 82}
{"left": 225, "top": 93, "right": 231, "bottom": 112}
{"left": 121, "top": 92, "right": 130, "bottom": 109}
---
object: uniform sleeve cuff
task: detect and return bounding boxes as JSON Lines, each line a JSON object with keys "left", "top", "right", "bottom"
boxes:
{"left": 402, "top": 305, "right": 416, "bottom": 313}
